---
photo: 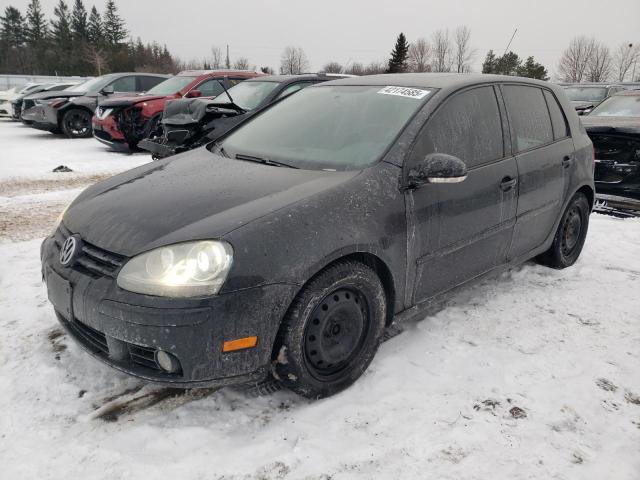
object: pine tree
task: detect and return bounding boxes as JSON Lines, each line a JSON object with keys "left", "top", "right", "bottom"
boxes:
{"left": 25, "top": 0, "right": 47, "bottom": 44}
{"left": 103, "top": 0, "right": 127, "bottom": 46}
{"left": 516, "top": 56, "right": 549, "bottom": 80}
{"left": 87, "top": 6, "right": 102, "bottom": 45}
{"left": 387, "top": 33, "right": 410, "bottom": 73}
{"left": 71, "top": 0, "right": 88, "bottom": 40}
{"left": 481, "top": 50, "right": 497, "bottom": 74}
{"left": 50, "top": 0, "right": 73, "bottom": 74}
{"left": 0, "top": 6, "right": 26, "bottom": 48}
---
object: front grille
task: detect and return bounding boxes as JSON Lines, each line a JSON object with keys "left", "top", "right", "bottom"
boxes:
{"left": 54, "top": 225, "right": 126, "bottom": 278}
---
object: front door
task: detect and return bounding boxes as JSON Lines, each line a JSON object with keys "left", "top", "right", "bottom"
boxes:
{"left": 405, "top": 85, "right": 518, "bottom": 305}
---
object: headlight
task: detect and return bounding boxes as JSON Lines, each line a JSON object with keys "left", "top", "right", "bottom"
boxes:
{"left": 117, "top": 241, "right": 233, "bottom": 297}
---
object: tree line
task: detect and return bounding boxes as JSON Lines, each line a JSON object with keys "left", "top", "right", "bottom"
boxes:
{"left": 558, "top": 36, "right": 639, "bottom": 83}
{"left": 0, "top": 0, "right": 180, "bottom": 76}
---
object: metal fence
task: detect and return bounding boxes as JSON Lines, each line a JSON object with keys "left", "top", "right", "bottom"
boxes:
{"left": 0, "top": 74, "right": 93, "bottom": 90}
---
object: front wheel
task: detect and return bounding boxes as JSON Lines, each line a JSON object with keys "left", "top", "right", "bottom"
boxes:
{"left": 537, "top": 192, "right": 590, "bottom": 269}
{"left": 61, "top": 108, "right": 92, "bottom": 138}
{"left": 273, "top": 261, "right": 387, "bottom": 399}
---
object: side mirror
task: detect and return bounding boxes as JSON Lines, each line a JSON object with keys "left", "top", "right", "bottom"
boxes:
{"left": 101, "top": 85, "right": 114, "bottom": 95}
{"left": 185, "top": 90, "right": 202, "bottom": 98}
{"left": 407, "top": 153, "right": 468, "bottom": 188}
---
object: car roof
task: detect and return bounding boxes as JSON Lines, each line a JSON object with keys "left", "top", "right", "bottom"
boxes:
{"left": 177, "top": 69, "right": 260, "bottom": 76}
{"left": 612, "top": 89, "right": 640, "bottom": 96}
{"left": 245, "top": 74, "right": 340, "bottom": 83}
{"left": 321, "top": 73, "right": 552, "bottom": 91}
{"left": 102, "top": 72, "right": 169, "bottom": 78}
{"left": 563, "top": 83, "right": 626, "bottom": 88}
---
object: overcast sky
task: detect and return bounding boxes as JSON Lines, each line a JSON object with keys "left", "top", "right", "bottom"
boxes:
{"left": 4, "top": 0, "right": 640, "bottom": 77}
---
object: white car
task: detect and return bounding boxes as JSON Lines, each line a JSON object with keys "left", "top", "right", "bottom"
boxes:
{"left": 0, "top": 84, "right": 46, "bottom": 117}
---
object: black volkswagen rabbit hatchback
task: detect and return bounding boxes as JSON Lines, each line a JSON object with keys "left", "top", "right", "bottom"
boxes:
{"left": 42, "top": 74, "right": 594, "bottom": 398}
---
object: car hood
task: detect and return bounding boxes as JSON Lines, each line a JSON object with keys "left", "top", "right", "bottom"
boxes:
{"left": 24, "top": 90, "right": 89, "bottom": 101}
{"left": 64, "top": 148, "right": 358, "bottom": 257}
{"left": 99, "top": 94, "right": 172, "bottom": 108}
{"left": 582, "top": 116, "right": 640, "bottom": 135}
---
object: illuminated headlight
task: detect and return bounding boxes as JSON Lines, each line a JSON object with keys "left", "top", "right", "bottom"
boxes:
{"left": 117, "top": 241, "right": 233, "bottom": 297}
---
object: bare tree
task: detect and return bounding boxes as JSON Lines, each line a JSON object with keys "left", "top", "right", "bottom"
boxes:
{"left": 83, "top": 44, "right": 107, "bottom": 76}
{"left": 233, "top": 57, "right": 250, "bottom": 70}
{"left": 558, "top": 36, "right": 596, "bottom": 82}
{"left": 322, "top": 61, "right": 343, "bottom": 73}
{"left": 586, "top": 41, "right": 612, "bottom": 82}
{"left": 280, "top": 46, "right": 310, "bottom": 74}
{"left": 612, "top": 42, "right": 640, "bottom": 81}
{"left": 454, "top": 25, "right": 476, "bottom": 73}
{"left": 211, "top": 46, "right": 223, "bottom": 69}
{"left": 408, "top": 38, "right": 431, "bottom": 72}
{"left": 432, "top": 29, "right": 453, "bottom": 72}
{"left": 364, "top": 60, "right": 387, "bottom": 75}
{"left": 345, "top": 62, "right": 364, "bottom": 75}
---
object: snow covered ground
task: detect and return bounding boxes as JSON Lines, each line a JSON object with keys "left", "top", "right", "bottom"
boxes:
{"left": 0, "top": 120, "right": 639, "bottom": 479}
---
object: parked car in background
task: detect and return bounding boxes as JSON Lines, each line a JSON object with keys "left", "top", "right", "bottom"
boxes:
{"left": 21, "top": 73, "right": 169, "bottom": 138}
{"left": 11, "top": 82, "right": 80, "bottom": 123}
{"left": 42, "top": 74, "right": 594, "bottom": 398}
{"left": 563, "top": 83, "right": 628, "bottom": 115}
{"left": 581, "top": 90, "right": 640, "bottom": 216}
{"left": 0, "top": 83, "right": 47, "bottom": 117}
{"left": 139, "top": 74, "right": 342, "bottom": 159}
{"left": 92, "top": 70, "right": 262, "bottom": 151}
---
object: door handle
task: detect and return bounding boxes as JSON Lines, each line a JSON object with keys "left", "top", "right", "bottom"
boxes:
{"left": 562, "top": 155, "right": 573, "bottom": 168}
{"left": 500, "top": 177, "right": 517, "bottom": 191}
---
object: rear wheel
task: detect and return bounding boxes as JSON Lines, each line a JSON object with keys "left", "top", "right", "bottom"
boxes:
{"left": 61, "top": 108, "right": 92, "bottom": 138}
{"left": 273, "top": 261, "right": 387, "bottom": 399}
{"left": 537, "top": 192, "right": 590, "bottom": 268}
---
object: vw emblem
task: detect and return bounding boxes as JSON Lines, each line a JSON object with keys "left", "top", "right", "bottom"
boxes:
{"left": 59, "top": 236, "right": 78, "bottom": 266}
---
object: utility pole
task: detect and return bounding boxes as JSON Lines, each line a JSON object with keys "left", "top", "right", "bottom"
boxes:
{"left": 225, "top": 45, "right": 230, "bottom": 69}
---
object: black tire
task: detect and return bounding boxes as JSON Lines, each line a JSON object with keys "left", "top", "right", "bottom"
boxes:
{"left": 21, "top": 119, "right": 33, "bottom": 126}
{"left": 537, "top": 192, "right": 590, "bottom": 269}
{"left": 273, "top": 260, "right": 387, "bottom": 399}
{"left": 61, "top": 108, "right": 92, "bottom": 138}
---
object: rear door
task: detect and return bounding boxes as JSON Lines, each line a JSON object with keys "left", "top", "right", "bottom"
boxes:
{"left": 406, "top": 85, "right": 518, "bottom": 303}
{"left": 502, "top": 84, "right": 573, "bottom": 259}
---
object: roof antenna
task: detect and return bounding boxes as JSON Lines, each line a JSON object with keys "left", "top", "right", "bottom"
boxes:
{"left": 503, "top": 28, "right": 518, "bottom": 56}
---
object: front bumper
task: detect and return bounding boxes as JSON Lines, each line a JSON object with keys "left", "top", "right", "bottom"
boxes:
{"left": 0, "top": 100, "right": 11, "bottom": 116}
{"left": 22, "top": 104, "right": 59, "bottom": 131}
{"left": 92, "top": 121, "right": 131, "bottom": 152}
{"left": 41, "top": 226, "right": 297, "bottom": 387}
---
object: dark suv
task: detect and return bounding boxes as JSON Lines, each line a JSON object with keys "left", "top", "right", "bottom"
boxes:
{"left": 41, "top": 74, "right": 594, "bottom": 398}
{"left": 22, "top": 73, "right": 169, "bottom": 138}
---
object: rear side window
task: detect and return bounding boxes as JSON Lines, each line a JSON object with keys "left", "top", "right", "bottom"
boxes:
{"left": 543, "top": 90, "right": 569, "bottom": 140}
{"left": 503, "top": 85, "right": 553, "bottom": 152}
{"left": 109, "top": 76, "right": 136, "bottom": 92}
{"left": 138, "top": 76, "right": 164, "bottom": 91}
{"left": 410, "top": 86, "right": 504, "bottom": 168}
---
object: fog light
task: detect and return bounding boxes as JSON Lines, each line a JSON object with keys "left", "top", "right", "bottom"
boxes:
{"left": 155, "top": 350, "right": 181, "bottom": 373}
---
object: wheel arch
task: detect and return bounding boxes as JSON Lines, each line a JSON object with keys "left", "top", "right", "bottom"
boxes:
{"left": 57, "top": 104, "right": 94, "bottom": 129}
{"left": 575, "top": 184, "right": 595, "bottom": 211}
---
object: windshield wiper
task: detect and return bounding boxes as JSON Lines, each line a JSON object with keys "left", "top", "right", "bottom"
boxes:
{"left": 235, "top": 153, "right": 298, "bottom": 169}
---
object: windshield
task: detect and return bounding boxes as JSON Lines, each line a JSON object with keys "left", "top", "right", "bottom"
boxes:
{"left": 19, "top": 84, "right": 43, "bottom": 94}
{"left": 72, "top": 75, "right": 118, "bottom": 93}
{"left": 212, "top": 80, "right": 279, "bottom": 110}
{"left": 590, "top": 95, "right": 640, "bottom": 117}
{"left": 147, "top": 76, "right": 197, "bottom": 95}
{"left": 219, "top": 85, "right": 430, "bottom": 171}
{"left": 564, "top": 86, "right": 608, "bottom": 103}
{"left": 64, "top": 80, "right": 88, "bottom": 91}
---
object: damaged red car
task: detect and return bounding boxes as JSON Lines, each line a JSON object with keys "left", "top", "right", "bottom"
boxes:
{"left": 92, "top": 70, "right": 263, "bottom": 151}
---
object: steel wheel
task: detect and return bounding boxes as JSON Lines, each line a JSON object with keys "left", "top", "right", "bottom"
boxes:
{"left": 303, "top": 288, "right": 370, "bottom": 380}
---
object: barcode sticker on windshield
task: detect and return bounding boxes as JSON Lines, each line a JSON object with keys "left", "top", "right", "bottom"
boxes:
{"left": 378, "top": 86, "right": 430, "bottom": 99}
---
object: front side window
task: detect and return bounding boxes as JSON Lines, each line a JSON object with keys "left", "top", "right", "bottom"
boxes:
{"left": 138, "top": 76, "right": 165, "bottom": 91}
{"left": 218, "top": 85, "right": 430, "bottom": 171}
{"left": 109, "top": 76, "right": 136, "bottom": 92}
{"left": 503, "top": 85, "right": 553, "bottom": 152}
{"left": 590, "top": 95, "right": 640, "bottom": 117}
{"left": 410, "top": 86, "right": 504, "bottom": 169}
